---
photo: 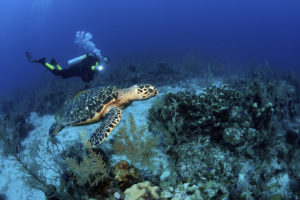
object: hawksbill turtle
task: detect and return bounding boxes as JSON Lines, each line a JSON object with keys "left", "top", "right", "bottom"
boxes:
{"left": 49, "top": 84, "right": 158, "bottom": 147}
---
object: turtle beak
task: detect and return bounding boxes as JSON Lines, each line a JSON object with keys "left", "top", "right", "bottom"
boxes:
{"left": 147, "top": 86, "right": 158, "bottom": 97}
{"left": 154, "top": 87, "right": 158, "bottom": 95}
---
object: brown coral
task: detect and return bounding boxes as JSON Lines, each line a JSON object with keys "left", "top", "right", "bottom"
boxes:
{"left": 112, "top": 160, "right": 142, "bottom": 191}
{"left": 112, "top": 113, "right": 159, "bottom": 169}
{"left": 65, "top": 140, "right": 108, "bottom": 187}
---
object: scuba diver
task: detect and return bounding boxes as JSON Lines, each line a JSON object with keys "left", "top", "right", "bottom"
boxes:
{"left": 26, "top": 51, "right": 109, "bottom": 84}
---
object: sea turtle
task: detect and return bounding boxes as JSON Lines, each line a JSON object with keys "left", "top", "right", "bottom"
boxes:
{"left": 49, "top": 84, "right": 158, "bottom": 147}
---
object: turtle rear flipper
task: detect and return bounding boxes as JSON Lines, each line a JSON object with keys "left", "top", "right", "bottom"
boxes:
{"left": 49, "top": 122, "right": 65, "bottom": 137}
{"left": 89, "top": 107, "right": 122, "bottom": 147}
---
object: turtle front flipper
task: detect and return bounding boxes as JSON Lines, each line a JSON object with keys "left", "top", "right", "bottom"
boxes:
{"left": 49, "top": 122, "right": 65, "bottom": 137}
{"left": 89, "top": 107, "right": 122, "bottom": 147}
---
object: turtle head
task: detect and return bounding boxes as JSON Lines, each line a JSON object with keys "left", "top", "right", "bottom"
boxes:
{"left": 135, "top": 84, "right": 158, "bottom": 100}
{"left": 49, "top": 122, "right": 64, "bottom": 137}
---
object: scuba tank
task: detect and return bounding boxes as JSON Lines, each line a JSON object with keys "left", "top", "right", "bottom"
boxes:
{"left": 67, "top": 54, "right": 87, "bottom": 66}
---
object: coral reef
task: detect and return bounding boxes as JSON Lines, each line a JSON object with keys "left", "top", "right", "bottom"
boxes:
{"left": 148, "top": 77, "right": 300, "bottom": 199}
{"left": 148, "top": 83, "right": 277, "bottom": 147}
{"left": 161, "top": 181, "right": 229, "bottom": 200}
{"left": 148, "top": 85, "right": 245, "bottom": 145}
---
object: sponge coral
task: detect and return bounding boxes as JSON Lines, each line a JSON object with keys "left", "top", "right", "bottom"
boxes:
{"left": 124, "top": 181, "right": 160, "bottom": 200}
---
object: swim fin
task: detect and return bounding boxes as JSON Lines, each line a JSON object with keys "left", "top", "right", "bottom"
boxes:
{"left": 26, "top": 51, "right": 46, "bottom": 64}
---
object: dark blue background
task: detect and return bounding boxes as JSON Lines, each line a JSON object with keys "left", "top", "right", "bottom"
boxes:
{"left": 1, "top": 0, "right": 300, "bottom": 95}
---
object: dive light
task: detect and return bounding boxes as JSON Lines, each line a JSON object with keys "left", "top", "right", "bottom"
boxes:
{"left": 97, "top": 65, "right": 104, "bottom": 71}
{"left": 91, "top": 64, "right": 104, "bottom": 71}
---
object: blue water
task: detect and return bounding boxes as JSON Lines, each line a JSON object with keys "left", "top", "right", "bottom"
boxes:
{"left": 1, "top": 0, "right": 300, "bottom": 95}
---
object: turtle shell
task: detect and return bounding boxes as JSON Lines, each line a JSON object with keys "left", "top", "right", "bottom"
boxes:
{"left": 55, "top": 86, "right": 119, "bottom": 126}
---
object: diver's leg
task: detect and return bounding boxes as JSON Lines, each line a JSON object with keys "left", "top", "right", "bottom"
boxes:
{"left": 50, "top": 58, "right": 63, "bottom": 71}
{"left": 26, "top": 51, "right": 64, "bottom": 77}
{"left": 50, "top": 58, "right": 58, "bottom": 65}
{"left": 25, "top": 51, "right": 46, "bottom": 64}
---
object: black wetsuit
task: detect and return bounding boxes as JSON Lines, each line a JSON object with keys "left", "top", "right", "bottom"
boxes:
{"left": 26, "top": 51, "right": 100, "bottom": 83}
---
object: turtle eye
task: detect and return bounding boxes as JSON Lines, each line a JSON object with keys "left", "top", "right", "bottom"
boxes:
{"left": 149, "top": 88, "right": 153, "bottom": 93}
